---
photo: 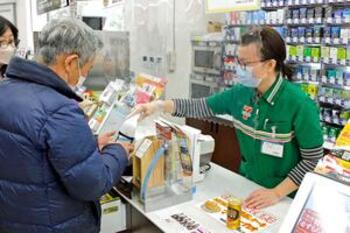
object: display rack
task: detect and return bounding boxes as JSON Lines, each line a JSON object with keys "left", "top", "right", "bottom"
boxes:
{"left": 222, "top": 1, "right": 350, "bottom": 149}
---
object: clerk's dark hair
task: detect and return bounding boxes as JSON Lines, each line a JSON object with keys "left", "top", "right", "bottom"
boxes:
{"left": 240, "top": 26, "right": 293, "bottom": 81}
{"left": 0, "top": 16, "right": 19, "bottom": 76}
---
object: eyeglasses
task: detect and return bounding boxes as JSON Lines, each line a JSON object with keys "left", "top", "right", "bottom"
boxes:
{"left": 235, "top": 56, "right": 267, "bottom": 70}
{"left": 0, "top": 39, "right": 20, "bottom": 49}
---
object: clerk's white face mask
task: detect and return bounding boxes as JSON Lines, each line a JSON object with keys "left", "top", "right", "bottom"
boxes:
{"left": 0, "top": 46, "right": 15, "bottom": 64}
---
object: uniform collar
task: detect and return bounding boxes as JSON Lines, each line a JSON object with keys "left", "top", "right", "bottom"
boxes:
{"left": 261, "top": 75, "right": 284, "bottom": 106}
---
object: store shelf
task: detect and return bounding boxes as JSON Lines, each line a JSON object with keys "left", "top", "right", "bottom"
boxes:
{"left": 323, "top": 141, "right": 336, "bottom": 150}
{"left": 286, "top": 59, "right": 322, "bottom": 65}
{"left": 319, "top": 101, "right": 350, "bottom": 110}
{"left": 261, "top": 1, "right": 286, "bottom": 8}
{"left": 325, "top": 18, "right": 350, "bottom": 25}
{"left": 293, "top": 80, "right": 320, "bottom": 85}
{"left": 326, "top": 0, "right": 350, "bottom": 5}
{"left": 286, "top": 19, "right": 324, "bottom": 26}
{"left": 319, "top": 83, "right": 350, "bottom": 91}
{"left": 321, "top": 119, "right": 347, "bottom": 127}
{"left": 323, "top": 38, "right": 350, "bottom": 46}
{"left": 285, "top": 0, "right": 325, "bottom": 6}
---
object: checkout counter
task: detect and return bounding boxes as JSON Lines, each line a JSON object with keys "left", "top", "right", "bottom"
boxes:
{"left": 115, "top": 163, "right": 292, "bottom": 233}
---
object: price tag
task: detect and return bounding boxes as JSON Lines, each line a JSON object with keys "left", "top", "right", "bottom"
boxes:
{"left": 325, "top": 37, "right": 331, "bottom": 44}
{"left": 327, "top": 97, "right": 334, "bottom": 104}
{"left": 335, "top": 99, "right": 342, "bottom": 105}
{"left": 315, "top": 38, "right": 320, "bottom": 43}
{"left": 307, "top": 37, "right": 312, "bottom": 43}
{"left": 300, "top": 37, "right": 305, "bottom": 43}
{"left": 322, "top": 76, "right": 328, "bottom": 83}
{"left": 334, "top": 38, "right": 339, "bottom": 44}
{"left": 333, "top": 118, "right": 340, "bottom": 125}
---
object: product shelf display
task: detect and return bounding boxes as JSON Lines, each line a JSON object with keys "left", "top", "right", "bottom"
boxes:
{"left": 222, "top": 0, "right": 350, "bottom": 149}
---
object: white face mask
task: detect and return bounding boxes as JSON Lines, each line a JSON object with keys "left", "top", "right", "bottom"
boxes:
{"left": 69, "top": 59, "right": 87, "bottom": 91}
{"left": 76, "top": 75, "right": 86, "bottom": 89}
{"left": 0, "top": 46, "right": 15, "bottom": 64}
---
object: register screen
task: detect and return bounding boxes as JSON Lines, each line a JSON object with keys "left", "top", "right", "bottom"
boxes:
{"left": 292, "top": 182, "right": 350, "bottom": 233}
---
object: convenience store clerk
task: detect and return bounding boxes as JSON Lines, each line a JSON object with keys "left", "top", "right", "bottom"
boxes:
{"left": 134, "top": 27, "right": 324, "bottom": 210}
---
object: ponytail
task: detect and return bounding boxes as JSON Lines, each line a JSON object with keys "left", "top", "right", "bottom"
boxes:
{"left": 280, "top": 62, "right": 293, "bottom": 81}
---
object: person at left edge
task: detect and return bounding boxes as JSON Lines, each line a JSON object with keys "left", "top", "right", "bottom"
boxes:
{"left": 0, "top": 17, "right": 131, "bottom": 233}
{"left": 0, "top": 15, "right": 20, "bottom": 78}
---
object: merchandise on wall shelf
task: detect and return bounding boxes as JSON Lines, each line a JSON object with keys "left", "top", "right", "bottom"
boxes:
{"left": 325, "top": 6, "right": 350, "bottom": 24}
{"left": 287, "top": 45, "right": 321, "bottom": 63}
{"left": 228, "top": 10, "right": 285, "bottom": 26}
{"left": 285, "top": 26, "right": 322, "bottom": 44}
{"left": 286, "top": 7, "right": 324, "bottom": 25}
{"left": 322, "top": 123, "right": 342, "bottom": 144}
{"left": 293, "top": 64, "right": 321, "bottom": 82}
{"left": 320, "top": 106, "right": 350, "bottom": 126}
{"left": 318, "top": 86, "right": 350, "bottom": 108}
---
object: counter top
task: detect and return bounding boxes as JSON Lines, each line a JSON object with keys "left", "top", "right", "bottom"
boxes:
{"left": 116, "top": 163, "right": 292, "bottom": 233}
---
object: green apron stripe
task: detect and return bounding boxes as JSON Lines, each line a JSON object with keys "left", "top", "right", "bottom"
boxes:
{"left": 232, "top": 117, "right": 294, "bottom": 140}
{"left": 236, "top": 127, "right": 293, "bottom": 143}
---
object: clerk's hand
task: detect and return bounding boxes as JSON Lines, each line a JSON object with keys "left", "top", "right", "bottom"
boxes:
{"left": 243, "top": 188, "right": 282, "bottom": 210}
{"left": 98, "top": 131, "right": 116, "bottom": 150}
{"left": 128, "top": 100, "right": 165, "bottom": 121}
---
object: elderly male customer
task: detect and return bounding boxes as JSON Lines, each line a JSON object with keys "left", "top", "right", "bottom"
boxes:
{"left": 0, "top": 18, "right": 132, "bottom": 233}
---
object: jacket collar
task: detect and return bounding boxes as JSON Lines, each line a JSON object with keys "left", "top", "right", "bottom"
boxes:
{"left": 5, "top": 57, "right": 82, "bottom": 102}
{"left": 261, "top": 75, "right": 284, "bottom": 106}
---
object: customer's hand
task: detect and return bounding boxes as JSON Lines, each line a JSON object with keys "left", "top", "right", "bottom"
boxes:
{"left": 243, "top": 188, "right": 282, "bottom": 210}
{"left": 129, "top": 100, "right": 165, "bottom": 121}
{"left": 118, "top": 142, "right": 134, "bottom": 159}
{"left": 98, "top": 131, "right": 116, "bottom": 150}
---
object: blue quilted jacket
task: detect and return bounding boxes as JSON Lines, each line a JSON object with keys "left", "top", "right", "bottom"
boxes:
{"left": 0, "top": 57, "right": 128, "bottom": 233}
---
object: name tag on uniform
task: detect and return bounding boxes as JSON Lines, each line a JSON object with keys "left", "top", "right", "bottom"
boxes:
{"left": 261, "top": 141, "right": 284, "bottom": 158}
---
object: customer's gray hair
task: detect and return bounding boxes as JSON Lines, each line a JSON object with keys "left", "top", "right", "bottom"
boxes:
{"left": 38, "top": 17, "right": 103, "bottom": 65}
